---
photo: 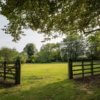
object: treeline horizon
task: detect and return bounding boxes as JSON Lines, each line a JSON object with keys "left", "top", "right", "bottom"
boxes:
{"left": 0, "top": 33, "right": 100, "bottom": 63}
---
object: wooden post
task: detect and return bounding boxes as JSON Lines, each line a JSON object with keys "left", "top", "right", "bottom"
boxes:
{"left": 68, "top": 59, "right": 73, "bottom": 79}
{"left": 91, "top": 58, "right": 93, "bottom": 76}
{"left": 82, "top": 60, "right": 84, "bottom": 78}
{"left": 15, "top": 59, "right": 21, "bottom": 84}
{"left": 4, "top": 61, "right": 6, "bottom": 80}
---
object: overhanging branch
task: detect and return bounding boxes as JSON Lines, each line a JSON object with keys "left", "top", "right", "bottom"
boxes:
{"left": 83, "top": 28, "right": 100, "bottom": 35}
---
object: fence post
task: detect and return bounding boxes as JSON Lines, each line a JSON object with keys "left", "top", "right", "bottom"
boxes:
{"left": 91, "top": 58, "right": 93, "bottom": 76}
{"left": 4, "top": 61, "right": 6, "bottom": 80}
{"left": 68, "top": 59, "right": 73, "bottom": 79}
{"left": 82, "top": 60, "right": 84, "bottom": 78}
{"left": 15, "top": 59, "right": 21, "bottom": 84}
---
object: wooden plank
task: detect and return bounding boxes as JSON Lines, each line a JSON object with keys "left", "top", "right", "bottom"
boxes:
{"left": 73, "top": 64, "right": 91, "bottom": 67}
{"left": 84, "top": 68, "right": 91, "bottom": 70}
{"left": 6, "top": 76, "right": 15, "bottom": 79}
{"left": 0, "top": 70, "right": 4, "bottom": 72}
{"left": 6, "top": 61, "right": 15, "bottom": 64}
{"left": 6, "top": 66, "right": 15, "bottom": 69}
{"left": 73, "top": 73, "right": 82, "bottom": 76}
{"left": 0, "top": 72, "right": 4, "bottom": 74}
{"left": 93, "top": 63, "right": 100, "bottom": 65}
{"left": 6, "top": 72, "right": 15, "bottom": 75}
{"left": 83, "top": 72, "right": 91, "bottom": 74}
{"left": 74, "top": 71, "right": 92, "bottom": 76}
{"left": 73, "top": 69, "right": 82, "bottom": 71}
{"left": 93, "top": 67, "right": 100, "bottom": 69}
{"left": 94, "top": 70, "right": 100, "bottom": 73}
{"left": 73, "top": 64, "right": 82, "bottom": 67}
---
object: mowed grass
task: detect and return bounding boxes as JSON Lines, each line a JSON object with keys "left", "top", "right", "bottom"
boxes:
{"left": 0, "top": 63, "right": 100, "bottom": 100}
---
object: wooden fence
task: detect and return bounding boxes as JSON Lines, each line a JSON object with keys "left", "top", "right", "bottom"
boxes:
{"left": 68, "top": 59, "right": 100, "bottom": 79}
{"left": 0, "top": 59, "right": 21, "bottom": 85}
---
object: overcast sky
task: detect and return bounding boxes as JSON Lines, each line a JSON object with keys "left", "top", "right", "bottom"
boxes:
{"left": 0, "top": 15, "right": 64, "bottom": 52}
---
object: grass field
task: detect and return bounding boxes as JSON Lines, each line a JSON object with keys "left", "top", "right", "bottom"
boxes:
{"left": 0, "top": 63, "right": 100, "bottom": 100}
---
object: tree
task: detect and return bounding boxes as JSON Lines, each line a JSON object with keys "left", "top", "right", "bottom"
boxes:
{"left": 23, "top": 43, "right": 37, "bottom": 63}
{"left": 86, "top": 32, "right": 100, "bottom": 58}
{"left": 19, "top": 52, "right": 28, "bottom": 63}
{"left": 60, "top": 34, "right": 86, "bottom": 60}
{"left": 37, "top": 43, "right": 62, "bottom": 63}
{"left": 0, "top": 0, "right": 100, "bottom": 41}
{"left": 0, "top": 47, "right": 19, "bottom": 62}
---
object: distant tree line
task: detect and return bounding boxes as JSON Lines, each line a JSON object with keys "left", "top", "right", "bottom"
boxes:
{"left": 0, "top": 32, "right": 100, "bottom": 63}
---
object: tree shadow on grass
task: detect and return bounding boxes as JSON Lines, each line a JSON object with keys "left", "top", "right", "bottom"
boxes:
{"left": 74, "top": 75, "right": 100, "bottom": 88}
{"left": 23, "top": 75, "right": 44, "bottom": 81}
{"left": 19, "top": 79, "right": 87, "bottom": 100}
{"left": 20, "top": 76, "right": 100, "bottom": 100}
{"left": 0, "top": 76, "right": 100, "bottom": 100}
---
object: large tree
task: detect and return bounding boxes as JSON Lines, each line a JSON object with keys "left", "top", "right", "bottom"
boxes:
{"left": 0, "top": 0, "right": 100, "bottom": 41}
{"left": 23, "top": 43, "right": 37, "bottom": 63}
{"left": 87, "top": 32, "right": 100, "bottom": 58}
{"left": 60, "top": 33, "right": 86, "bottom": 60}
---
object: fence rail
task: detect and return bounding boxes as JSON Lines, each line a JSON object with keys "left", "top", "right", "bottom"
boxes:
{"left": 68, "top": 59, "right": 100, "bottom": 79}
{"left": 0, "top": 59, "right": 21, "bottom": 85}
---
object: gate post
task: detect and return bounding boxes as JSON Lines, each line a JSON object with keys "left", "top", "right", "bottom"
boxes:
{"left": 91, "top": 58, "right": 93, "bottom": 76}
{"left": 82, "top": 60, "right": 84, "bottom": 78}
{"left": 15, "top": 58, "right": 21, "bottom": 84}
{"left": 68, "top": 59, "right": 73, "bottom": 79}
{"left": 4, "top": 61, "right": 6, "bottom": 80}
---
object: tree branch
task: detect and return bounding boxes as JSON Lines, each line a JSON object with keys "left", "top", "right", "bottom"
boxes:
{"left": 83, "top": 28, "right": 100, "bottom": 35}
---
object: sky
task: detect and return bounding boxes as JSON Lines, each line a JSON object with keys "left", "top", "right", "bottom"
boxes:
{"left": 0, "top": 15, "right": 64, "bottom": 52}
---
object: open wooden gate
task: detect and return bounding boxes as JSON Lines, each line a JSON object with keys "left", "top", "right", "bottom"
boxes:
{"left": 0, "top": 59, "right": 21, "bottom": 85}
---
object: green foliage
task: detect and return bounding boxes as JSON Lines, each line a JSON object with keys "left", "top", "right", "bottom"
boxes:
{"left": 36, "top": 43, "right": 62, "bottom": 63}
{"left": 87, "top": 32, "right": 100, "bottom": 58}
{"left": 0, "top": 47, "right": 19, "bottom": 62}
{"left": 0, "top": 0, "right": 100, "bottom": 40}
{"left": 24, "top": 43, "right": 37, "bottom": 63}
{"left": 19, "top": 52, "right": 28, "bottom": 63}
{"left": 61, "top": 33, "right": 86, "bottom": 60}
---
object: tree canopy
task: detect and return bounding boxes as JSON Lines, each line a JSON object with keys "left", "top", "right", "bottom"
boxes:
{"left": 87, "top": 32, "right": 100, "bottom": 58}
{"left": 36, "top": 43, "right": 61, "bottom": 63}
{"left": 0, "top": 0, "right": 100, "bottom": 41}
{"left": 23, "top": 43, "right": 37, "bottom": 63}
{"left": 61, "top": 34, "right": 86, "bottom": 60}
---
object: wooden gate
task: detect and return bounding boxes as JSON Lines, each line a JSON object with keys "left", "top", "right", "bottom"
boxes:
{"left": 0, "top": 59, "right": 21, "bottom": 85}
{"left": 68, "top": 59, "right": 100, "bottom": 79}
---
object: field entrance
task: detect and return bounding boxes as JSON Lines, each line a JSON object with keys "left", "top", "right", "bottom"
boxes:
{"left": 1, "top": 63, "right": 100, "bottom": 100}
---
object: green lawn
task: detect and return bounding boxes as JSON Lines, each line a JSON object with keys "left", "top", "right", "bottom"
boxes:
{"left": 0, "top": 63, "right": 100, "bottom": 100}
